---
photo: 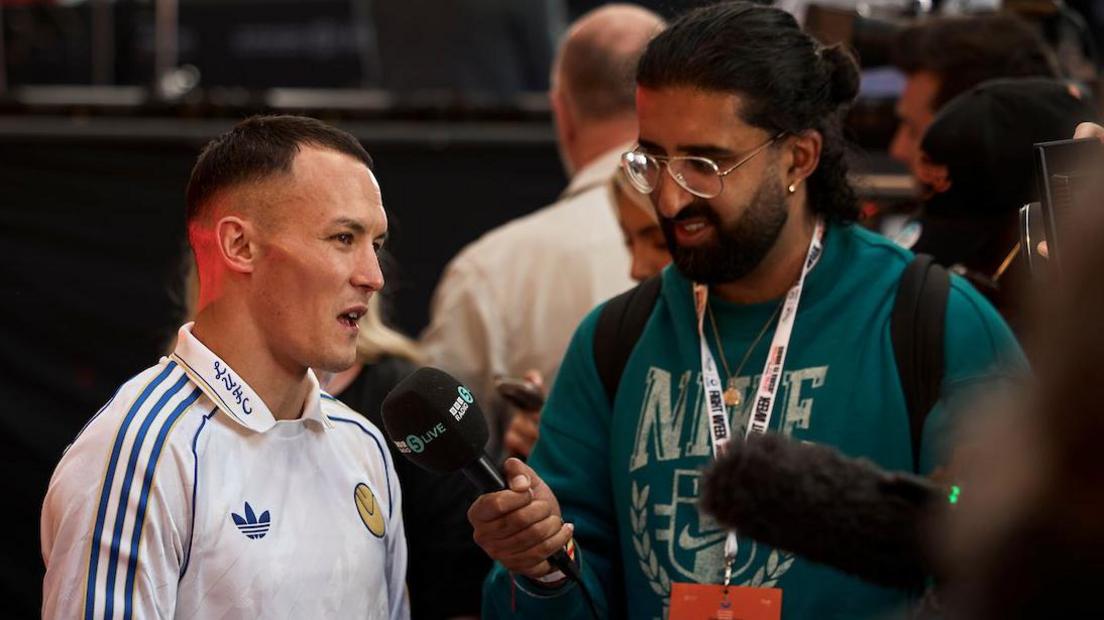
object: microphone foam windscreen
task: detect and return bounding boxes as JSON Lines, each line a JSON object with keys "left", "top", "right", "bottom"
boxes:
{"left": 380, "top": 367, "right": 490, "bottom": 473}
{"left": 701, "top": 433, "right": 934, "bottom": 589}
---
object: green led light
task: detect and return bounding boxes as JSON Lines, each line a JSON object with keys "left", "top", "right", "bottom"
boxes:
{"left": 947, "top": 485, "right": 961, "bottom": 505}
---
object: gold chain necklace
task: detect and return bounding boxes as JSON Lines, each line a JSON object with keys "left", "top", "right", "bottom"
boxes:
{"left": 707, "top": 301, "right": 783, "bottom": 407}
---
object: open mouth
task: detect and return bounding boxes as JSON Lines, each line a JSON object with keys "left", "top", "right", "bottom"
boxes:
{"left": 337, "top": 308, "right": 366, "bottom": 331}
{"left": 673, "top": 217, "right": 713, "bottom": 246}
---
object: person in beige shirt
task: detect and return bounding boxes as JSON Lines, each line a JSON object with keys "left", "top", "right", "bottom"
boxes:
{"left": 503, "top": 169, "right": 673, "bottom": 460}
{"left": 420, "top": 4, "right": 665, "bottom": 460}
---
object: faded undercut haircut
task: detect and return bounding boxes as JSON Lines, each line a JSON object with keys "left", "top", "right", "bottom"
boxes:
{"left": 636, "top": 1, "right": 862, "bottom": 222}
{"left": 185, "top": 115, "right": 374, "bottom": 228}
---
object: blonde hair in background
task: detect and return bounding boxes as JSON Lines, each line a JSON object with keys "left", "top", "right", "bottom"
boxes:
{"left": 609, "top": 166, "right": 657, "bottom": 222}
{"left": 356, "top": 295, "right": 424, "bottom": 365}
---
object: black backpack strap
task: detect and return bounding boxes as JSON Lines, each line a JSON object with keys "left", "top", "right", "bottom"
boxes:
{"left": 594, "top": 275, "right": 663, "bottom": 406}
{"left": 891, "top": 254, "right": 951, "bottom": 473}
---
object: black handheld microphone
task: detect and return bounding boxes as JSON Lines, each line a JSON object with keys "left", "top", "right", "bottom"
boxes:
{"left": 701, "top": 432, "right": 952, "bottom": 590}
{"left": 380, "top": 367, "right": 580, "bottom": 581}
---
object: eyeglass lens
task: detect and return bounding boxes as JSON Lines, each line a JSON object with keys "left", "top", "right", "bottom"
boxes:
{"left": 623, "top": 153, "right": 722, "bottom": 198}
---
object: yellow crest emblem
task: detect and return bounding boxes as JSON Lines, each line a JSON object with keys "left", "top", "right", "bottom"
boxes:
{"left": 354, "top": 483, "right": 386, "bottom": 538}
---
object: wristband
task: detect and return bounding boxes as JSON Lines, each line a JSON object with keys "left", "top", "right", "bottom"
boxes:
{"left": 529, "top": 537, "right": 577, "bottom": 587}
{"left": 535, "top": 570, "right": 567, "bottom": 584}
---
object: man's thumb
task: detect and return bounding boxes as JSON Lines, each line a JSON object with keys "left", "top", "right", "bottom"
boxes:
{"left": 503, "top": 457, "right": 538, "bottom": 493}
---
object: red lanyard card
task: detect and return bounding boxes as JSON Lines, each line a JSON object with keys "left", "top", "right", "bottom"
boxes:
{"left": 669, "top": 583, "right": 782, "bottom": 620}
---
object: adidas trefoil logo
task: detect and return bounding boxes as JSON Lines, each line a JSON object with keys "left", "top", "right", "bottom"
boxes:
{"left": 231, "top": 502, "right": 271, "bottom": 540}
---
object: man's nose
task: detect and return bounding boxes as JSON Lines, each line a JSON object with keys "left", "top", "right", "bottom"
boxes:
{"left": 653, "top": 169, "right": 693, "bottom": 221}
{"left": 630, "top": 248, "right": 650, "bottom": 282}
{"left": 352, "top": 248, "right": 385, "bottom": 293}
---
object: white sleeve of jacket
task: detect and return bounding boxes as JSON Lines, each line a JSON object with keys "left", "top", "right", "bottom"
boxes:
{"left": 42, "top": 366, "right": 200, "bottom": 620}
{"left": 381, "top": 430, "right": 410, "bottom": 620}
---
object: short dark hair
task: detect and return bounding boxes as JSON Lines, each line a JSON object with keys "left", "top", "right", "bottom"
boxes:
{"left": 636, "top": 1, "right": 862, "bottom": 222}
{"left": 892, "top": 13, "right": 1060, "bottom": 109}
{"left": 185, "top": 115, "right": 374, "bottom": 224}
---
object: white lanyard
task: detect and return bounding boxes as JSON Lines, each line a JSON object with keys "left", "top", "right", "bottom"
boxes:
{"left": 745, "top": 217, "right": 824, "bottom": 437}
{"left": 693, "top": 284, "right": 734, "bottom": 457}
{"left": 692, "top": 217, "right": 825, "bottom": 586}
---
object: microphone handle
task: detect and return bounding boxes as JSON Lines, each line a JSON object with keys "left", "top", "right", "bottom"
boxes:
{"left": 462, "top": 454, "right": 580, "bottom": 580}
{"left": 548, "top": 548, "right": 579, "bottom": 578}
{"left": 461, "top": 454, "right": 507, "bottom": 492}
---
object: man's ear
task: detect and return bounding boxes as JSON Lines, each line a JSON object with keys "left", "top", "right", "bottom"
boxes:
{"left": 551, "top": 86, "right": 576, "bottom": 148}
{"left": 916, "top": 152, "right": 952, "bottom": 194}
{"left": 785, "top": 130, "right": 823, "bottom": 191}
{"left": 214, "top": 215, "right": 257, "bottom": 274}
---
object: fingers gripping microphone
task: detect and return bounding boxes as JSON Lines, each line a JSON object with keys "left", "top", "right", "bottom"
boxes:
{"left": 380, "top": 368, "right": 580, "bottom": 582}
{"left": 701, "top": 433, "right": 950, "bottom": 590}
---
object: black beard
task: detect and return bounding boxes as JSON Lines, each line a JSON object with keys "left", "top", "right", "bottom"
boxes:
{"left": 660, "top": 173, "right": 789, "bottom": 284}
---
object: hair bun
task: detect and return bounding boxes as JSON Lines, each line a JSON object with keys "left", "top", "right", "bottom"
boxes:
{"left": 821, "top": 44, "right": 860, "bottom": 106}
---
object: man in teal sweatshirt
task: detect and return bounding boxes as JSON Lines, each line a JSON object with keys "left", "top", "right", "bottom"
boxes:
{"left": 467, "top": 3, "right": 1024, "bottom": 618}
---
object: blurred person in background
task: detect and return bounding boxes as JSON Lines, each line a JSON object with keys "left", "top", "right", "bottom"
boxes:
{"left": 420, "top": 4, "right": 665, "bottom": 461}
{"left": 503, "top": 169, "right": 672, "bottom": 460}
{"left": 906, "top": 77, "right": 1099, "bottom": 333}
{"left": 941, "top": 151, "right": 1104, "bottom": 619}
{"left": 889, "top": 13, "right": 1060, "bottom": 182}
{"left": 612, "top": 167, "right": 672, "bottom": 283}
{"left": 324, "top": 295, "right": 491, "bottom": 619}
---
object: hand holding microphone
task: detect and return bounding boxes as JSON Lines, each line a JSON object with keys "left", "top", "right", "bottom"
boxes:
{"left": 467, "top": 458, "right": 575, "bottom": 580}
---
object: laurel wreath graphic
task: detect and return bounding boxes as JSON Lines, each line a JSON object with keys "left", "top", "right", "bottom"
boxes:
{"left": 629, "top": 481, "right": 796, "bottom": 595}
{"left": 748, "top": 549, "right": 796, "bottom": 589}
{"left": 630, "top": 481, "right": 672, "bottom": 597}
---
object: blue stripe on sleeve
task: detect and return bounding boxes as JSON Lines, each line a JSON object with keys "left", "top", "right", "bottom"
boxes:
{"left": 85, "top": 362, "right": 177, "bottom": 620}
{"left": 180, "top": 406, "right": 218, "bottom": 580}
{"left": 103, "top": 372, "right": 189, "bottom": 619}
{"left": 122, "top": 387, "right": 202, "bottom": 620}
